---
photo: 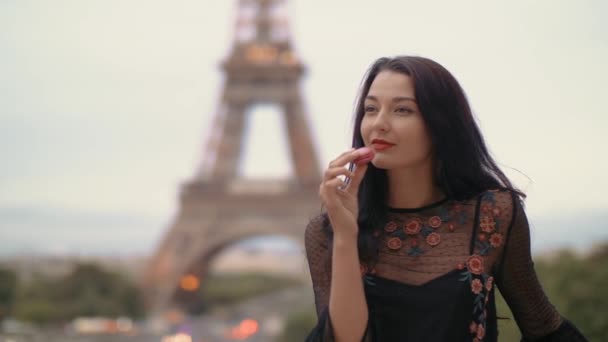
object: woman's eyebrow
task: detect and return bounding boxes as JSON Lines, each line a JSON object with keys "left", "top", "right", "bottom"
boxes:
{"left": 365, "top": 95, "right": 417, "bottom": 103}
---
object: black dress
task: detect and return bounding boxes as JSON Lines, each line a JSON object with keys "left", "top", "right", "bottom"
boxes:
{"left": 304, "top": 190, "right": 588, "bottom": 341}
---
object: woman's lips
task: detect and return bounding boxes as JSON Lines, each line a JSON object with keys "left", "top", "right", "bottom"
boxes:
{"left": 372, "top": 143, "right": 394, "bottom": 151}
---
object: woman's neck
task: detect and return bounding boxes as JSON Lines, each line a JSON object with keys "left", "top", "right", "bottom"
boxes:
{"left": 386, "top": 161, "right": 445, "bottom": 209}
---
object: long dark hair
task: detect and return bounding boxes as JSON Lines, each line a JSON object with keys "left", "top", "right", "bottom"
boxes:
{"left": 322, "top": 56, "right": 525, "bottom": 265}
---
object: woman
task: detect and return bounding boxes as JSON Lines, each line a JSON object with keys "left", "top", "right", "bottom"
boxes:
{"left": 304, "top": 56, "right": 587, "bottom": 341}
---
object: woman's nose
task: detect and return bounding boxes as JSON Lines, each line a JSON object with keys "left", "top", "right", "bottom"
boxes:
{"left": 371, "top": 111, "right": 390, "bottom": 132}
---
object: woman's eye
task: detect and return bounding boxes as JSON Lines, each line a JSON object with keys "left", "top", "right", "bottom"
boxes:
{"left": 395, "top": 107, "right": 414, "bottom": 114}
{"left": 364, "top": 106, "right": 377, "bottom": 112}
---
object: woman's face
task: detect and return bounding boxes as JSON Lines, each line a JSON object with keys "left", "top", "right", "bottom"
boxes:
{"left": 360, "top": 70, "right": 434, "bottom": 171}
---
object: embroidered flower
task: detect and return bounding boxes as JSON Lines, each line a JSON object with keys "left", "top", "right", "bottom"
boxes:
{"left": 457, "top": 262, "right": 465, "bottom": 270}
{"left": 410, "top": 238, "right": 419, "bottom": 247}
{"left": 489, "top": 233, "right": 503, "bottom": 248}
{"left": 426, "top": 232, "right": 441, "bottom": 247}
{"left": 476, "top": 324, "right": 485, "bottom": 339}
{"left": 486, "top": 276, "right": 494, "bottom": 291}
{"left": 387, "top": 237, "right": 402, "bottom": 250}
{"left": 492, "top": 207, "right": 502, "bottom": 217}
{"left": 467, "top": 255, "right": 484, "bottom": 275}
{"left": 448, "top": 223, "right": 456, "bottom": 232}
{"left": 480, "top": 216, "right": 496, "bottom": 233}
{"left": 384, "top": 221, "right": 398, "bottom": 233}
{"left": 481, "top": 203, "right": 492, "bottom": 214}
{"left": 471, "top": 279, "right": 483, "bottom": 294}
{"left": 478, "top": 233, "right": 487, "bottom": 242}
{"left": 469, "top": 321, "right": 478, "bottom": 333}
{"left": 452, "top": 203, "right": 464, "bottom": 212}
{"left": 429, "top": 216, "right": 442, "bottom": 228}
{"left": 404, "top": 219, "right": 422, "bottom": 235}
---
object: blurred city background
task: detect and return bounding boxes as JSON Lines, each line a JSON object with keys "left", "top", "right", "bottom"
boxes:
{"left": 1, "top": 0, "right": 607, "bottom": 341}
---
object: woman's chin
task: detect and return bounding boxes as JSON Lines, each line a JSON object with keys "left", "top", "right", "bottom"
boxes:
{"left": 370, "top": 159, "right": 390, "bottom": 170}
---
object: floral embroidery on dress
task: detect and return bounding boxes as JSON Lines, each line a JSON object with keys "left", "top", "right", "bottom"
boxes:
{"left": 384, "top": 221, "right": 398, "bottom": 233}
{"left": 471, "top": 279, "right": 483, "bottom": 294}
{"left": 466, "top": 255, "right": 484, "bottom": 275}
{"left": 428, "top": 216, "right": 442, "bottom": 228}
{"left": 404, "top": 218, "right": 422, "bottom": 235}
{"left": 489, "top": 233, "right": 504, "bottom": 248}
{"left": 475, "top": 191, "right": 505, "bottom": 256}
{"left": 387, "top": 237, "right": 402, "bottom": 250}
{"left": 479, "top": 216, "right": 496, "bottom": 233}
{"left": 380, "top": 200, "right": 468, "bottom": 256}
{"left": 458, "top": 190, "right": 505, "bottom": 341}
{"left": 459, "top": 254, "right": 493, "bottom": 342}
{"left": 426, "top": 232, "right": 441, "bottom": 246}
{"left": 451, "top": 202, "right": 468, "bottom": 225}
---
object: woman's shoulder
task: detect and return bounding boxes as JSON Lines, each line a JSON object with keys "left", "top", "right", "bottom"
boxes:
{"left": 453, "top": 188, "right": 518, "bottom": 209}
{"left": 477, "top": 188, "right": 525, "bottom": 227}
{"left": 480, "top": 187, "right": 517, "bottom": 202}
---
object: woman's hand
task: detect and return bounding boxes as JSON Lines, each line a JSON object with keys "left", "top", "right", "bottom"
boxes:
{"left": 318, "top": 147, "right": 373, "bottom": 239}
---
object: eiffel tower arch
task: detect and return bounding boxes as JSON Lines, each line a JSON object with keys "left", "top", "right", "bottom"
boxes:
{"left": 143, "top": 0, "right": 322, "bottom": 315}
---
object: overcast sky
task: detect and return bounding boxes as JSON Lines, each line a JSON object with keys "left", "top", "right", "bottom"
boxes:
{"left": 1, "top": 0, "right": 606, "bottom": 256}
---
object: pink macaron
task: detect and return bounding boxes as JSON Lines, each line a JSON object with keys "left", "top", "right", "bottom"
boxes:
{"left": 354, "top": 147, "right": 375, "bottom": 165}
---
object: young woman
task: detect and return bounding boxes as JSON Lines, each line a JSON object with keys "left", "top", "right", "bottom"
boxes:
{"left": 304, "top": 56, "right": 587, "bottom": 341}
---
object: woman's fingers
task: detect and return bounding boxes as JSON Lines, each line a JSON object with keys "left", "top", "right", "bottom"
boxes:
{"left": 323, "top": 166, "right": 355, "bottom": 181}
{"left": 319, "top": 177, "right": 347, "bottom": 203}
{"left": 325, "top": 177, "right": 346, "bottom": 189}
{"left": 320, "top": 178, "right": 347, "bottom": 199}
{"left": 328, "top": 148, "right": 361, "bottom": 169}
{"left": 346, "top": 162, "right": 369, "bottom": 195}
{"left": 319, "top": 148, "right": 366, "bottom": 205}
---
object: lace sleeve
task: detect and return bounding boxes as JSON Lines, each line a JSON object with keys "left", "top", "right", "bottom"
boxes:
{"left": 304, "top": 214, "right": 372, "bottom": 342}
{"left": 495, "top": 194, "right": 588, "bottom": 341}
{"left": 305, "top": 214, "right": 332, "bottom": 318}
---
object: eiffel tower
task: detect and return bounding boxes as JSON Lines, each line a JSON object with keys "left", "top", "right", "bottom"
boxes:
{"left": 143, "top": 0, "right": 321, "bottom": 315}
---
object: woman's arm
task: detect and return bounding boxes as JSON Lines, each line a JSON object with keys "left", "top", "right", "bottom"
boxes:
{"left": 306, "top": 147, "right": 373, "bottom": 342}
{"left": 329, "top": 232, "right": 369, "bottom": 342}
{"left": 495, "top": 193, "right": 588, "bottom": 341}
{"left": 304, "top": 216, "right": 370, "bottom": 342}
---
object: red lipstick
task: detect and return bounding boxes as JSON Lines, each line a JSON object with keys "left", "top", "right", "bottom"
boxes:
{"left": 371, "top": 138, "right": 395, "bottom": 151}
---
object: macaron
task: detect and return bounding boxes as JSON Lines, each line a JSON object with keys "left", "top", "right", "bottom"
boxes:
{"left": 354, "top": 147, "right": 375, "bottom": 165}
